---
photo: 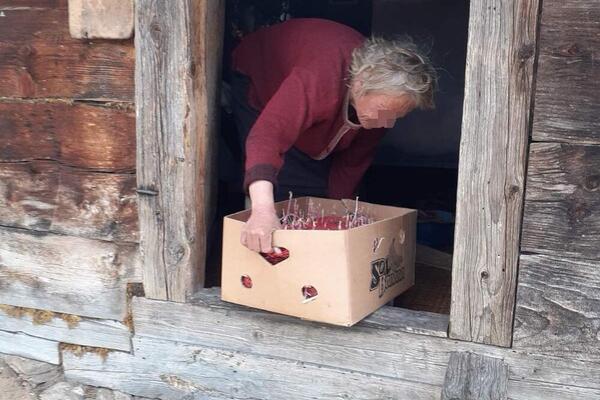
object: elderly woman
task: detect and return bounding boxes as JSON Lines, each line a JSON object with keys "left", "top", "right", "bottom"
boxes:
{"left": 230, "top": 18, "right": 436, "bottom": 253}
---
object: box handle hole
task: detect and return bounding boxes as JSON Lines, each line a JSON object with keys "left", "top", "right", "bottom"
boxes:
{"left": 260, "top": 246, "right": 290, "bottom": 265}
{"left": 241, "top": 275, "right": 253, "bottom": 288}
{"left": 302, "top": 285, "right": 318, "bottom": 302}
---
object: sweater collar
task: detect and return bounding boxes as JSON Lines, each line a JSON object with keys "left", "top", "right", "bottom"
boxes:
{"left": 343, "top": 90, "right": 362, "bottom": 129}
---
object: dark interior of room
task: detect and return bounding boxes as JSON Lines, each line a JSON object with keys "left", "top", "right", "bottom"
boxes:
{"left": 206, "top": 0, "right": 470, "bottom": 316}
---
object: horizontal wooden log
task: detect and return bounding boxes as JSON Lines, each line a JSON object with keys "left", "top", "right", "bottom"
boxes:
{"left": 0, "top": 101, "right": 135, "bottom": 171}
{"left": 521, "top": 143, "right": 600, "bottom": 260}
{"left": 130, "top": 292, "right": 600, "bottom": 394}
{"left": 441, "top": 352, "right": 508, "bottom": 400}
{"left": 513, "top": 254, "right": 600, "bottom": 363}
{"left": 531, "top": 0, "right": 600, "bottom": 144}
{"left": 0, "top": 1, "right": 67, "bottom": 9}
{"left": 0, "top": 226, "right": 141, "bottom": 320}
{"left": 508, "top": 380, "right": 600, "bottom": 400}
{"left": 64, "top": 335, "right": 441, "bottom": 400}
{"left": 69, "top": 0, "right": 134, "bottom": 39}
{"left": 0, "top": 330, "right": 59, "bottom": 364}
{"left": 0, "top": 161, "right": 138, "bottom": 242}
{"left": 0, "top": 7, "right": 134, "bottom": 100}
{"left": 0, "top": 306, "right": 131, "bottom": 351}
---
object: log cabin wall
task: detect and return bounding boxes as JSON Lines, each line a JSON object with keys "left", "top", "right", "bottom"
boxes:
{"left": 0, "top": 0, "right": 141, "bottom": 360}
{"left": 513, "top": 0, "right": 600, "bottom": 362}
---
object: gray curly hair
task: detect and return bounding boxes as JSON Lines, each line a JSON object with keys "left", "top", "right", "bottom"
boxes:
{"left": 349, "top": 36, "right": 437, "bottom": 110}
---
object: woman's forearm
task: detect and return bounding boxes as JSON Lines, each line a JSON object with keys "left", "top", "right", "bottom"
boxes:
{"left": 248, "top": 180, "right": 275, "bottom": 211}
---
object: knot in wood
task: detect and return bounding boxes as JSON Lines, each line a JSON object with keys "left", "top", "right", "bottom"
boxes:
{"left": 558, "top": 43, "right": 580, "bottom": 57}
{"left": 584, "top": 175, "right": 600, "bottom": 192}
{"left": 518, "top": 43, "right": 534, "bottom": 62}
{"left": 480, "top": 270, "right": 489, "bottom": 280}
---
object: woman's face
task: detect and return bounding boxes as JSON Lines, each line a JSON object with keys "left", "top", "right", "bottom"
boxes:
{"left": 351, "top": 87, "right": 417, "bottom": 130}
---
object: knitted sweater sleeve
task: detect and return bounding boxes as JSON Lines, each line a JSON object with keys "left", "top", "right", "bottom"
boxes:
{"left": 243, "top": 68, "right": 321, "bottom": 193}
{"left": 327, "top": 128, "right": 387, "bottom": 200}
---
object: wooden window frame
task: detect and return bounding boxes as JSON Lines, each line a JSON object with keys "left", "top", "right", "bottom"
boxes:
{"left": 135, "top": 0, "right": 540, "bottom": 347}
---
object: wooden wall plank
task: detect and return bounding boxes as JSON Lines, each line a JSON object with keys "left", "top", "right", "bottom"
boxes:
{"left": 132, "top": 296, "right": 447, "bottom": 386}
{"left": 450, "top": 0, "right": 540, "bottom": 346}
{"left": 513, "top": 254, "right": 600, "bottom": 363}
{"left": 0, "top": 1, "right": 67, "bottom": 9}
{"left": 133, "top": 293, "right": 600, "bottom": 392}
{"left": 60, "top": 293, "right": 600, "bottom": 400}
{"left": 0, "top": 306, "right": 131, "bottom": 351}
{"left": 0, "top": 7, "right": 134, "bottom": 100}
{"left": 0, "top": 161, "right": 138, "bottom": 242}
{"left": 69, "top": 0, "right": 134, "bottom": 39}
{"left": 0, "top": 330, "right": 59, "bottom": 364}
{"left": 531, "top": 0, "right": 600, "bottom": 144}
{"left": 441, "top": 352, "right": 508, "bottom": 400}
{"left": 0, "top": 226, "right": 141, "bottom": 320}
{"left": 135, "top": 0, "right": 225, "bottom": 301}
{"left": 521, "top": 143, "right": 600, "bottom": 260}
{"left": 64, "top": 336, "right": 441, "bottom": 400}
{"left": 0, "top": 101, "right": 135, "bottom": 171}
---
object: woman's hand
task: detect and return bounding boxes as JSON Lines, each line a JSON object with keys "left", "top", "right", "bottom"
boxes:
{"left": 240, "top": 180, "right": 281, "bottom": 253}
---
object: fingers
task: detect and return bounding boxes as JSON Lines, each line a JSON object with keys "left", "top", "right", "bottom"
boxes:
{"left": 246, "top": 232, "right": 261, "bottom": 252}
{"left": 259, "top": 231, "right": 273, "bottom": 253}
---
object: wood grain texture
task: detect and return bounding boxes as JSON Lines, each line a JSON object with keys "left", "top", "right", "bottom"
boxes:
{"left": 0, "top": 307, "right": 131, "bottom": 351}
{"left": 0, "top": 0, "right": 67, "bottom": 9}
{"left": 441, "top": 352, "right": 508, "bottom": 400}
{"left": 64, "top": 335, "right": 441, "bottom": 400}
{"left": 69, "top": 0, "right": 134, "bottom": 39}
{"left": 0, "top": 101, "right": 135, "bottom": 171}
{"left": 0, "top": 330, "right": 59, "bottom": 364}
{"left": 0, "top": 161, "right": 138, "bottom": 242}
{"left": 513, "top": 254, "right": 600, "bottom": 363}
{"left": 0, "top": 226, "right": 141, "bottom": 320}
{"left": 132, "top": 296, "right": 449, "bottom": 385}
{"left": 59, "top": 293, "right": 600, "bottom": 400}
{"left": 521, "top": 143, "right": 600, "bottom": 260}
{"left": 531, "top": 0, "right": 600, "bottom": 144}
{"left": 449, "top": 0, "right": 540, "bottom": 346}
{"left": 135, "top": 0, "right": 225, "bottom": 301}
{"left": 0, "top": 7, "right": 134, "bottom": 100}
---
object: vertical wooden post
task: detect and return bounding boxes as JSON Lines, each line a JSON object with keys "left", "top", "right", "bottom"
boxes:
{"left": 449, "top": 0, "right": 541, "bottom": 346}
{"left": 135, "top": 0, "right": 225, "bottom": 301}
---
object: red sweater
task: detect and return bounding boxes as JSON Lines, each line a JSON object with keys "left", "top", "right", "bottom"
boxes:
{"left": 231, "top": 18, "right": 386, "bottom": 199}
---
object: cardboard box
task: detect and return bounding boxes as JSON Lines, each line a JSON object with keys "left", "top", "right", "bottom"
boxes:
{"left": 221, "top": 197, "right": 416, "bottom": 326}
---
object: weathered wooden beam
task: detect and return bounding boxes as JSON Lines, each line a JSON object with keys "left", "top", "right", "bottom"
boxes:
{"left": 0, "top": 330, "right": 59, "bottom": 365}
{"left": 441, "top": 352, "right": 508, "bottom": 400}
{"left": 513, "top": 253, "right": 600, "bottom": 363}
{"left": 0, "top": 226, "right": 141, "bottom": 320}
{"left": 0, "top": 306, "right": 131, "bottom": 351}
{"left": 450, "top": 0, "right": 541, "bottom": 346}
{"left": 0, "top": 1, "right": 67, "bottom": 9}
{"left": 0, "top": 7, "right": 133, "bottom": 99}
{"left": 0, "top": 101, "right": 135, "bottom": 171}
{"left": 0, "top": 161, "right": 138, "bottom": 242}
{"left": 135, "top": 0, "right": 225, "bottom": 301}
{"left": 521, "top": 143, "right": 600, "bottom": 260}
{"left": 531, "top": 0, "right": 600, "bottom": 145}
{"left": 69, "top": 0, "right": 134, "bottom": 39}
{"left": 60, "top": 293, "right": 600, "bottom": 399}
{"left": 64, "top": 335, "right": 440, "bottom": 400}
